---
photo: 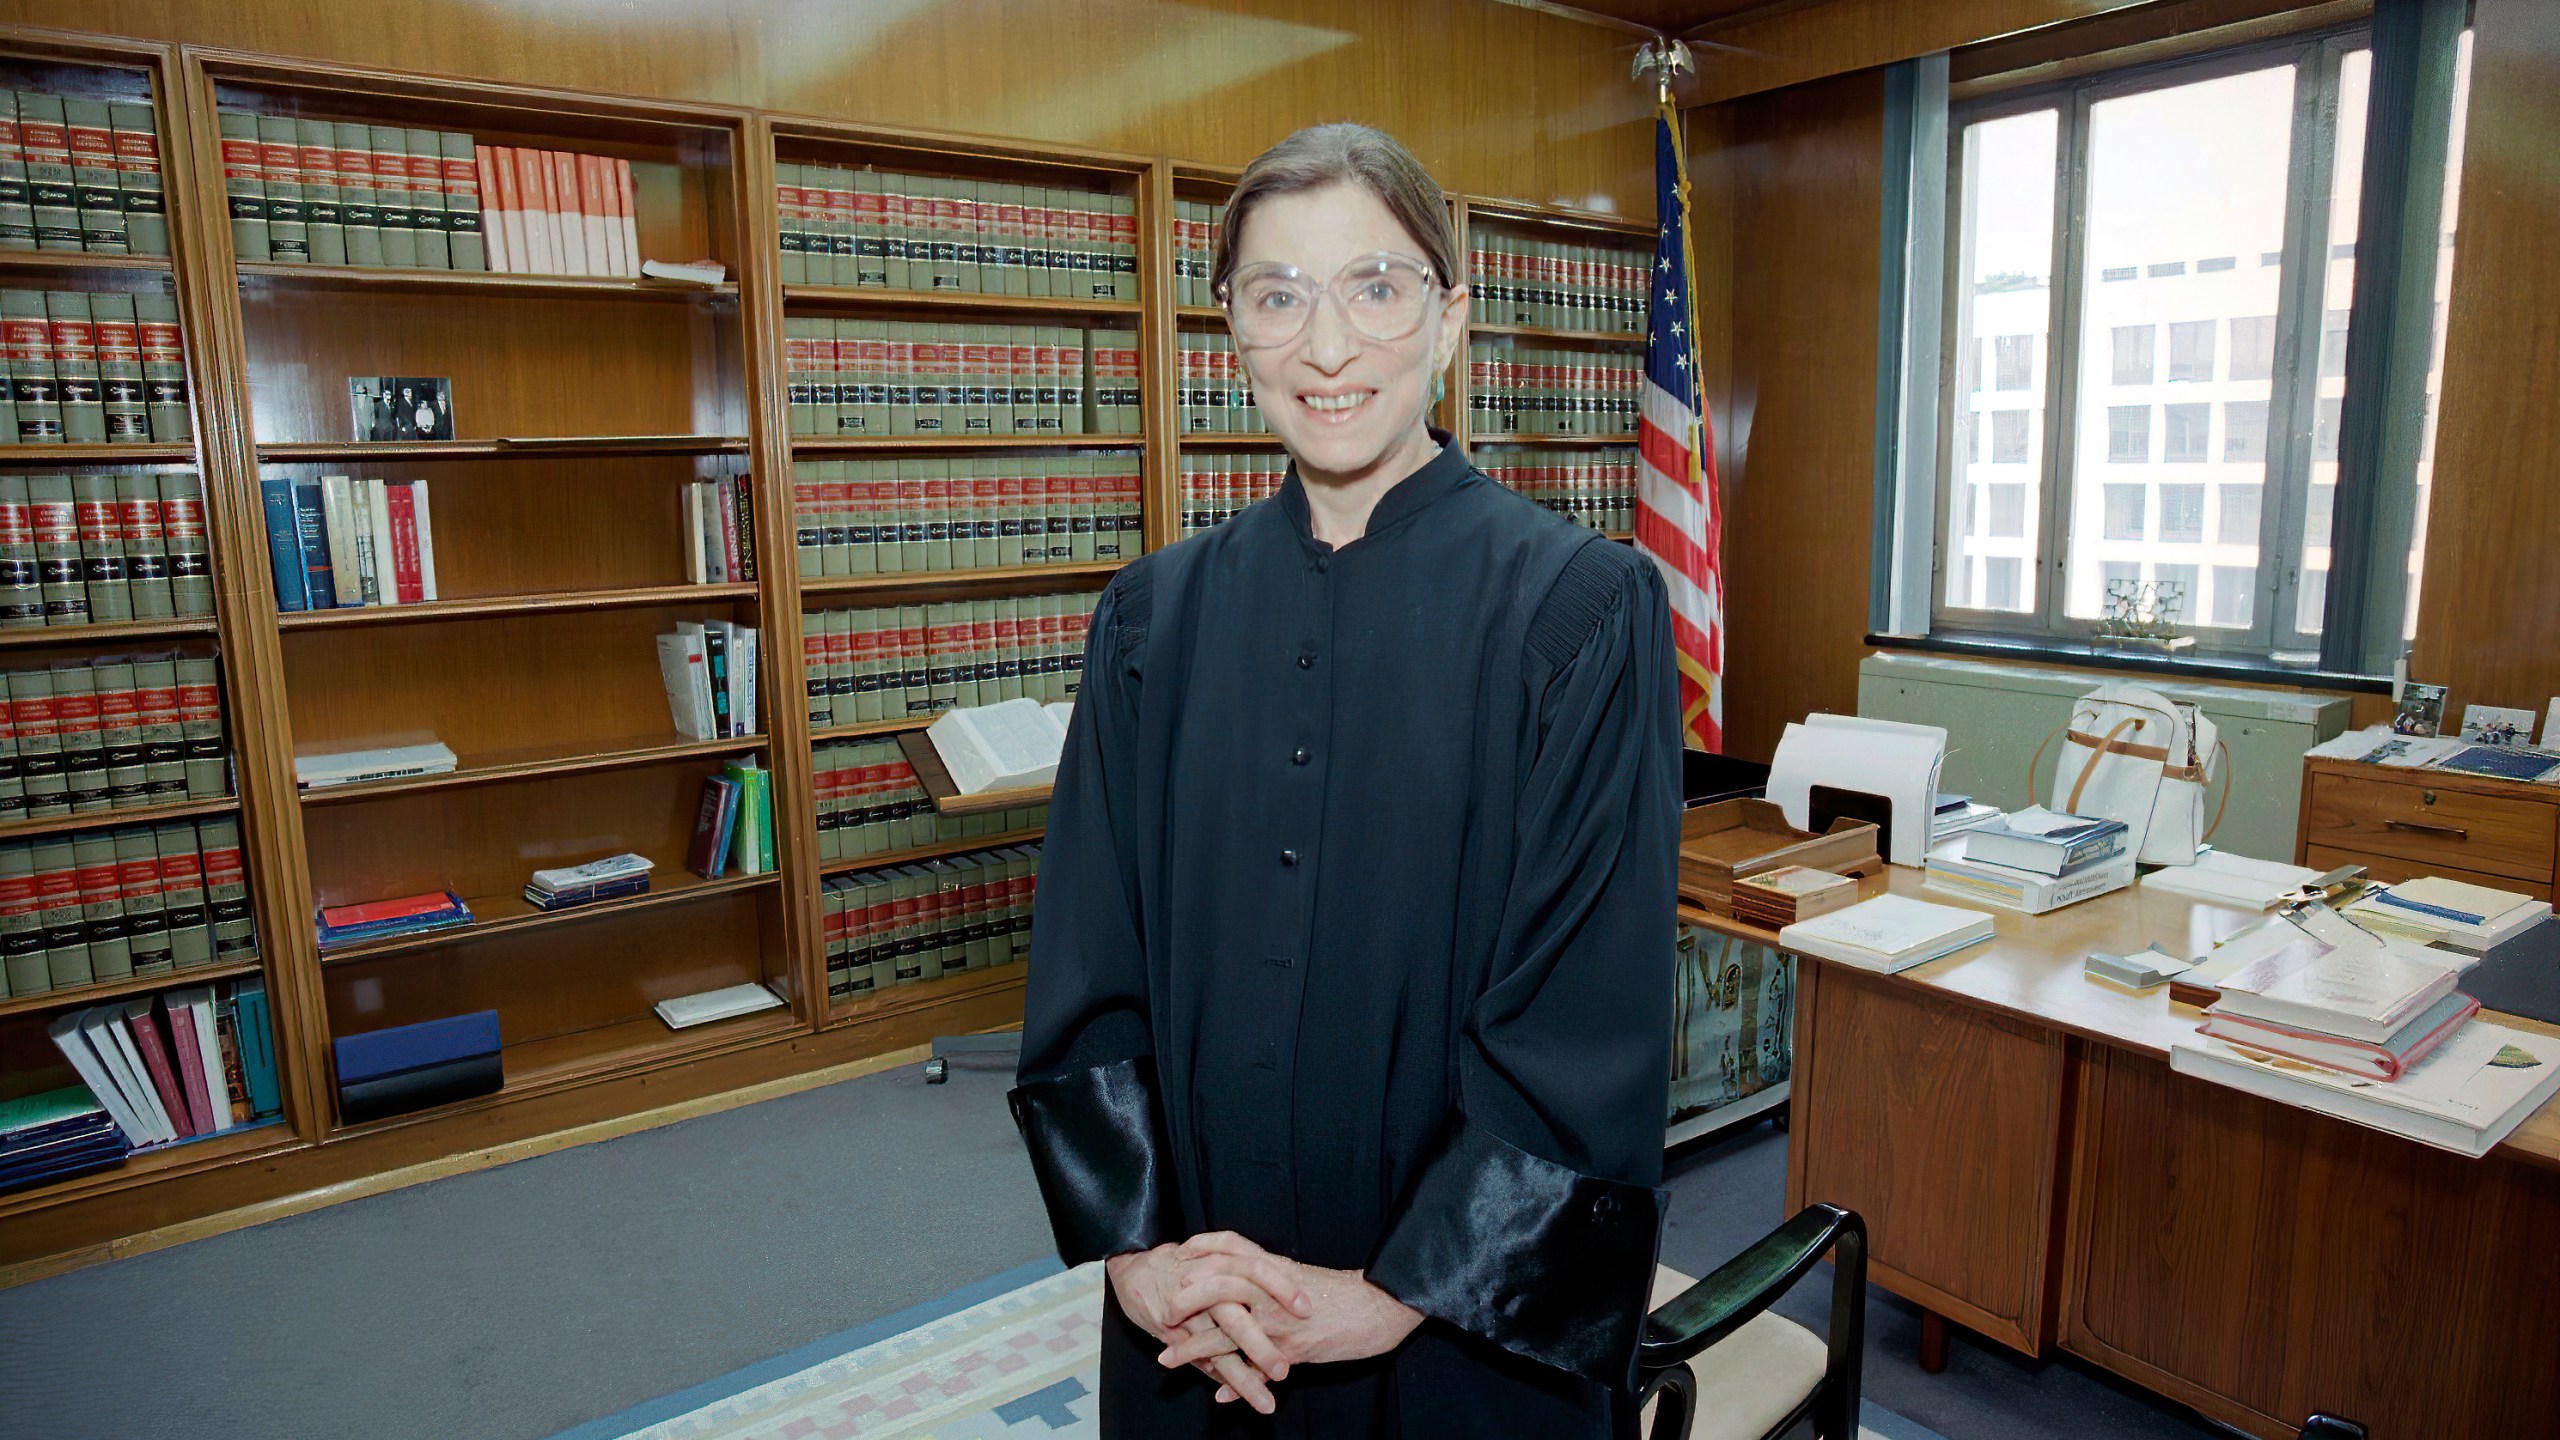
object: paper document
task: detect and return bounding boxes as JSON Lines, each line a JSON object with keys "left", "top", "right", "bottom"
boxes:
{"left": 2141, "top": 851, "right": 2321, "bottom": 909}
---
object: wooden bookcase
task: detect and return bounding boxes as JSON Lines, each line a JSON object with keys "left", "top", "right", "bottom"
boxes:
{"left": 1452, "top": 196, "right": 1650, "bottom": 543}
{"left": 0, "top": 25, "right": 1652, "bottom": 1276}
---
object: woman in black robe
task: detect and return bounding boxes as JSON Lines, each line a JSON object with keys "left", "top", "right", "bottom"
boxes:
{"left": 1010, "top": 122, "right": 1680, "bottom": 1439}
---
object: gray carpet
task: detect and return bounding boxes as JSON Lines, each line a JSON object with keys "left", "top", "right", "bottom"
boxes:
{"left": 0, "top": 1054, "right": 2229, "bottom": 1440}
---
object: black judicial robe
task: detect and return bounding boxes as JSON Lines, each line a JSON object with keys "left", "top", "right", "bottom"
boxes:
{"left": 1010, "top": 434, "right": 1680, "bottom": 1439}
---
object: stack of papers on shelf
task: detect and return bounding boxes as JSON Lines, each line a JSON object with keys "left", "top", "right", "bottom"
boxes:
{"left": 1961, "top": 807, "right": 2128, "bottom": 876}
{"left": 315, "top": 891, "right": 474, "bottom": 950}
{"left": 2305, "top": 727, "right": 2465, "bottom": 768}
{"left": 1778, "top": 894, "right": 1995, "bottom": 974}
{"left": 2344, "top": 878, "right": 2554, "bottom": 954}
{"left": 524, "top": 853, "right": 655, "bottom": 911}
{"left": 2172, "top": 1020, "right": 2560, "bottom": 1157}
{"left": 1925, "top": 835, "right": 2133, "bottom": 914}
{"left": 654, "top": 982, "right": 785, "bottom": 1030}
{"left": 294, "top": 740, "right": 458, "bottom": 789}
{"left": 2140, "top": 851, "right": 2323, "bottom": 910}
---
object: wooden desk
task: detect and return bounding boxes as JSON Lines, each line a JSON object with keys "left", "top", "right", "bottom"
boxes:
{"left": 1681, "top": 871, "right": 2560, "bottom": 1440}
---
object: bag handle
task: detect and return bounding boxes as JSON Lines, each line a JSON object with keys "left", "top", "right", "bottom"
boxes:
{"left": 2025, "top": 722, "right": 2068, "bottom": 807}
{"left": 2064, "top": 716, "right": 2145, "bottom": 815}
{"left": 2201, "top": 737, "right": 2232, "bottom": 841}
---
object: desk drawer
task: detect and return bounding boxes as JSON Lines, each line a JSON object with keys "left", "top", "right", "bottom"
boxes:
{"left": 2303, "top": 772, "right": 2555, "bottom": 883}
{"left": 2303, "top": 846, "right": 2554, "bottom": 902}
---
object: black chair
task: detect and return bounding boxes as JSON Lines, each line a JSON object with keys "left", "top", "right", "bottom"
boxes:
{"left": 1633, "top": 1204, "right": 1866, "bottom": 1440}
{"left": 2298, "top": 1418, "right": 2366, "bottom": 1440}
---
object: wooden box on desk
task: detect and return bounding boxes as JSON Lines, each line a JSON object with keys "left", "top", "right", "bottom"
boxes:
{"left": 1678, "top": 798, "right": 1880, "bottom": 915}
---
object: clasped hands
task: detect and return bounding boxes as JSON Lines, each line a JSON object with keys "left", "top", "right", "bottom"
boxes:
{"left": 1105, "top": 1231, "right": 1424, "bottom": 1415}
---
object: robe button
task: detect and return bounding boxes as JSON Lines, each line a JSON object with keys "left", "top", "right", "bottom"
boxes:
{"left": 1280, "top": 849, "right": 1299, "bottom": 866}
{"left": 1292, "top": 747, "right": 1310, "bottom": 765}
{"left": 1297, "top": 652, "right": 1315, "bottom": 669}
{"left": 1591, "top": 1193, "right": 1622, "bottom": 1223}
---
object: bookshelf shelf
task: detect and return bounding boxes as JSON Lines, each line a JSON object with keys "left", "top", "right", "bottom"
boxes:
{"left": 782, "top": 284, "right": 1141, "bottom": 319}
{"left": 790, "top": 435, "right": 1142, "bottom": 454}
{"left": 298, "top": 733, "right": 768, "bottom": 806}
{"left": 237, "top": 262, "right": 740, "bottom": 300}
{"left": 1175, "top": 433, "right": 1284, "bottom": 448}
{"left": 1175, "top": 304, "right": 1225, "bottom": 322}
{"left": 828, "top": 962, "right": 1024, "bottom": 1026}
{"left": 1468, "top": 322, "right": 1645, "bottom": 346}
{"left": 811, "top": 714, "right": 935, "bottom": 741}
{"left": 0, "top": 251, "right": 177, "bottom": 279}
{"left": 275, "top": 583, "right": 758, "bottom": 630}
{"left": 0, "top": 444, "right": 195, "bottom": 465}
{"left": 0, "top": 960, "right": 265, "bottom": 1023}
{"left": 0, "top": 1119, "right": 295, "bottom": 1224}
{"left": 818, "top": 824, "right": 1046, "bottom": 878}
{"left": 317, "top": 870, "right": 781, "bottom": 965}
{"left": 1459, "top": 195, "right": 1651, "bottom": 238}
{"left": 0, "top": 795, "right": 238, "bottom": 845}
{"left": 1466, "top": 433, "right": 1642, "bottom": 447}
{"left": 800, "top": 560, "right": 1121, "bottom": 599}
{"left": 0, "top": 618, "right": 220, "bottom": 650}
{"left": 256, "top": 436, "right": 751, "bottom": 462}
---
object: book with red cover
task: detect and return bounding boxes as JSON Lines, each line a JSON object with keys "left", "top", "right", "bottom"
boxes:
{"left": 2199, "top": 991, "right": 2480, "bottom": 1081}
{"left": 512, "top": 147, "right": 554, "bottom": 274}
{"left": 474, "top": 143, "right": 511, "bottom": 273}
{"left": 119, "top": 999, "right": 198, "bottom": 1139}
{"left": 320, "top": 890, "right": 465, "bottom": 929}
{"left": 688, "top": 775, "right": 740, "bottom": 878}
{"left": 613, "top": 158, "right": 638, "bottom": 277}
{"left": 161, "top": 994, "right": 215, "bottom": 1137}
{"left": 577, "top": 153, "right": 614, "bottom": 277}
{"left": 383, "top": 480, "right": 424, "bottom": 604}
{"left": 550, "top": 149, "right": 587, "bottom": 276}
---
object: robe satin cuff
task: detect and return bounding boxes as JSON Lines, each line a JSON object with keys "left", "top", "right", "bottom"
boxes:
{"left": 1365, "top": 1114, "right": 1664, "bottom": 1393}
{"left": 1008, "top": 1057, "right": 1176, "bottom": 1264}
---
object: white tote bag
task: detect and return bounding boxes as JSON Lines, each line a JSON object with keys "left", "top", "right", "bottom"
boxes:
{"left": 2031, "top": 683, "right": 2227, "bottom": 865}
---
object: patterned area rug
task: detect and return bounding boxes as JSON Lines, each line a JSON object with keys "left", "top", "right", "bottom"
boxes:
{"left": 554, "top": 1259, "right": 1945, "bottom": 1440}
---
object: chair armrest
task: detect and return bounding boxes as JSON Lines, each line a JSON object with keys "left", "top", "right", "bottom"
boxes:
{"left": 1639, "top": 1203, "right": 1864, "bottom": 1371}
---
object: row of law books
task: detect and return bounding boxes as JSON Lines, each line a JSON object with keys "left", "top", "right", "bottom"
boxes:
{"left": 1168, "top": 199, "right": 1231, "bottom": 309}
{"left": 0, "top": 291, "right": 192, "bottom": 445}
{"left": 657, "top": 621, "right": 762, "bottom": 743}
{"left": 801, "top": 593, "right": 1098, "bottom": 728}
{"left": 2174, "top": 886, "right": 2560, "bottom": 1158}
{"left": 1482, "top": 452, "right": 1638, "bottom": 536}
{"left": 1467, "top": 232, "right": 1650, "bottom": 333}
{"left": 781, "top": 319, "right": 1138, "bottom": 437}
{"left": 1179, "top": 453, "right": 1283, "bottom": 537}
{"left": 774, "top": 165, "right": 1137, "bottom": 300}
{"left": 813, "top": 737, "right": 1044, "bottom": 861}
{"left": 823, "top": 842, "right": 1042, "bottom": 1002}
{"left": 1175, "top": 333, "right": 1266, "bottom": 434}
{"left": 1, "top": 652, "right": 232, "bottom": 822}
{"left": 0, "top": 91, "right": 168, "bottom": 257}
{"left": 45, "top": 978, "right": 282, "bottom": 1156}
{"left": 789, "top": 455, "right": 1140, "bottom": 577}
{"left": 259, "top": 475, "right": 436, "bottom": 611}
{"left": 216, "top": 111, "right": 485, "bottom": 270}
{"left": 0, "top": 470, "right": 213, "bottom": 625}
{"left": 1, "top": 816, "right": 258, "bottom": 998}
{"left": 1467, "top": 345, "right": 1642, "bottom": 437}
{"left": 473, "top": 145, "right": 641, "bottom": 278}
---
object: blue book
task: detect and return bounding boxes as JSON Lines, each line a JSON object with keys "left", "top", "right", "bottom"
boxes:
{"left": 333, "top": 1011, "right": 501, "bottom": 1087}
{"left": 289, "top": 477, "right": 337, "bottom": 610}
{"left": 259, "top": 478, "right": 308, "bottom": 612}
{"left": 235, "top": 983, "right": 279, "bottom": 1119}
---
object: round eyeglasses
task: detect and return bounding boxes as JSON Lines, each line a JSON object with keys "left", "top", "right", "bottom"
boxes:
{"left": 1216, "top": 253, "right": 1442, "bottom": 350}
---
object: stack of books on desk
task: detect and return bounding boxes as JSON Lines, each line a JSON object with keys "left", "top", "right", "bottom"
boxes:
{"left": 1929, "top": 793, "right": 2002, "bottom": 842}
{"left": 1923, "top": 807, "right": 2133, "bottom": 914}
{"left": 2341, "top": 878, "right": 2552, "bottom": 956}
{"left": 2194, "top": 922, "right": 2478, "bottom": 1081}
{"left": 1777, "top": 894, "right": 1994, "bottom": 975}
{"left": 1731, "top": 866, "right": 1858, "bottom": 929}
{"left": 2175, "top": 1014, "right": 2560, "bottom": 1159}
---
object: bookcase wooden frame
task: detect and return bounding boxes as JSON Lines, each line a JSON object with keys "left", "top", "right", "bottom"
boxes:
{"left": 0, "top": 25, "right": 1651, "bottom": 1278}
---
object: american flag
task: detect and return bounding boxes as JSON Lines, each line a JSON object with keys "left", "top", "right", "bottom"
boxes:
{"left": 1634, "top": 103, "right": 1724, "bottom": 752}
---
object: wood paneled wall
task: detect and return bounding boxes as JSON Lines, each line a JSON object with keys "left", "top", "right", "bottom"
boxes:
{"left": 2409, "top": 0, "right": 2560, "bottom": 724}
{"left": 1696, "top": 0, "right": 2557, "bottom": 760}
{"left": 1698, "top": 69, "right": 1885, "bottom": 760}
{"left": 0, "top": 0, "right": 1658, "bottom": 218}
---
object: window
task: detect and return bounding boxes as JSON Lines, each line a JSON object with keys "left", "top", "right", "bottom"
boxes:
{"left": 2230, "top": 316, "right": 2277, "bottom": 380}
{"left": 2223, "top": 400, "right": 2267, "bottom": 462}
{"left": 2159, "top": 483, "right": 2206, "bottom": 542}
{"left": 1994, "top": 334, "right": 2035, "bottom": 389}
{"left": 2168, "top": 321, "right": 2216, "bottom": 381}
{"left": 2103, "top": 484, "right": 2147, "bottom": 540}
{"left": 2107, "top": 405, "right": 2149, "bottom": 462}
{"left": 2153, "top": 563, "right": 2199, "bottom": 618}
{"left": 2217, "top": 484, "right": 2261, "bottom": 545}
{"left": 1987, "top": 483, "right": 2027, "bottom": 538}
{"left": 1991, "top": 410, "right": 2030, "bottom": 463}
{"left": 2210, "top": 565, "right": 2256, "bottom": 627}
{"left": 2111, "top": 325, "right": 2154, "bottom": 385}
{"left": 1922, "top": 21, "right": 2469, "bottom": 668}
{"left": 1983, "top": 557, "right": 2023, "bottom": 610}
{"left": 2164, "top": 403, "right": 2211, "bottom": 462}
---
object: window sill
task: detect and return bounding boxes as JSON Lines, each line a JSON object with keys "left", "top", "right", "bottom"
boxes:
{"left": 1868, "top": 631, "right": 2392, "bottom": 693}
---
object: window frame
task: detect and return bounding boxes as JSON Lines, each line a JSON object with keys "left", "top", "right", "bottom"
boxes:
{"left": 1928, "top": 26, "right": 2377, "bottom": 658}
